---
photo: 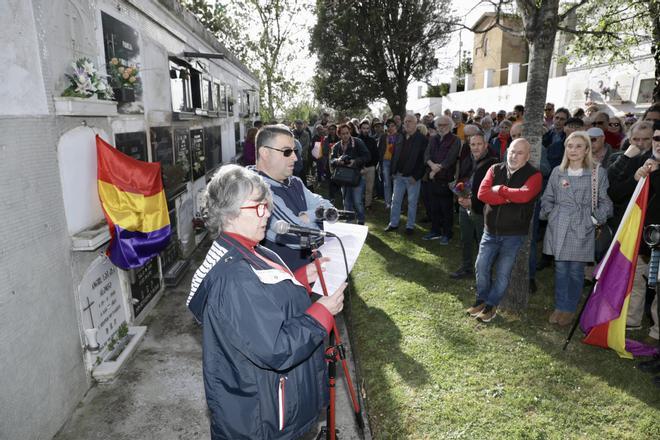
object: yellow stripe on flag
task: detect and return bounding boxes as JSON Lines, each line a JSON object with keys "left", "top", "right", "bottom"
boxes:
{"left": 617, "top": 204, "right": 642, "bottom": 261}
{"left": 606, "top": 294, "right": 633, "bottom": 359}
{"left": 98, "top": 180, "right": 169, "bottom": 233}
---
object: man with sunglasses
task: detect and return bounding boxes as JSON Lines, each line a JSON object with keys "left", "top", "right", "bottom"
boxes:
{"left": 586, "top": 127, "right": 613, "bottom": 167}
{"left": 608, "top": 120, "right": 658, "bottom": 340}
{"left": 253, "top": 124, "right": 335, "bottom": 272}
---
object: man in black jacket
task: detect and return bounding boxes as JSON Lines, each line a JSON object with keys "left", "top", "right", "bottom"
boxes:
{"left": 608, "top": 120, "right": 658, "bottom": 341}
{"left": 359, "top": 119, "right": 380, "bottom": 209}
{"left": 385, "top": 114, "right": 429, "bottom": 235}
{"left": 450, "top": 131, "right": 498, "bottom": 279}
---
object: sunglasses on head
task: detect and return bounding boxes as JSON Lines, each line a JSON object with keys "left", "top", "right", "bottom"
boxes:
{"left": 262, "top": 145, "right": 295, "bottom": 157}
{"left": 654, "top": 135, "right": 660, "bottom": 142}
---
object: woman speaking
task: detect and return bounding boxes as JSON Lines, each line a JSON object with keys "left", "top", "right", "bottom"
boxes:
{"left": 187, "top": 164, "right": 345, "bottom": 439}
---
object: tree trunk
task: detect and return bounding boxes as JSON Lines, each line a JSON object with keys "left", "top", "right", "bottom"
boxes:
{"left": 501, "top": 0, "right": 559, "bottom": 312}
{"left": 651, "top": 0, "right": 660, "bottom": 103}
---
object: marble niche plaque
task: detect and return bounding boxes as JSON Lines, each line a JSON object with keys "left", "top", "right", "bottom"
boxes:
{"left": 78, "top": 256, "right": 128, "bottom": 349}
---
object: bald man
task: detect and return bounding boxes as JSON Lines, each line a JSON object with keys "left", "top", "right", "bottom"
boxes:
{"left": 467, "top": 138, "right": 542, "bottom": 323}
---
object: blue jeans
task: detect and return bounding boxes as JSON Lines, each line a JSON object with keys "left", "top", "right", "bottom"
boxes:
{"left": 389, "top": 174, "right": 421, "bottom": 229}
{"left": 341, "top": 176, "right": 366, "bottom": 223}
{"left": 475, "top": 231, "right": 525, "bottom": 306}
{"left": 382, "top": 160, "right": 392, "bottom": 206}
{"left": 554, "top": 260, "right": 586, "bottom": 312}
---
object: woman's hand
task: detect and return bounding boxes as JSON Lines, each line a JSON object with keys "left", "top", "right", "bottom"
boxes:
{"left": 305, "top": 257, "right": 330, "bottom": 284}
{"left": 316, "top": 283, "right": 346, "bottom": 315}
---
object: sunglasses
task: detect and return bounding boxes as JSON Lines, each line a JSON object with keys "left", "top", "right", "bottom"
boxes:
{"left": 262, "top": 145, "right": 295, "bottom": 157}
{"left": 609, "top": 122, "right": 621, "bottom": 127}
{"left": 240, "top": 202, "right": 269, "bottom": 217}
{"left": 654, "top": 135, "right": 660, "bottom": 142}
{"left": 590, "top": 137, "right": 599, "bottom": 142}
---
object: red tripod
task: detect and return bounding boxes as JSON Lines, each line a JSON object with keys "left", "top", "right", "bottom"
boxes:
{"left": 312, "top": 250, "right": 364, "bottom": 440}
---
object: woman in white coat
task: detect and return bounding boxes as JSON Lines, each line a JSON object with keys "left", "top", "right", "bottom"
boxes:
{"left": 540, "top": 131, "right": 613, "bottom": 326}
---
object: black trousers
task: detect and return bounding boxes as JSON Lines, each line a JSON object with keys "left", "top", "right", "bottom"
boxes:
{"left": 427, "top": 181, "right": 454, "bottom": 238}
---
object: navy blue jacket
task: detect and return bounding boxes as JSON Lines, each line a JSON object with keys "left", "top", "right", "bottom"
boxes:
{"left": 187, "top": 233, "right": 332, "bottom": 439}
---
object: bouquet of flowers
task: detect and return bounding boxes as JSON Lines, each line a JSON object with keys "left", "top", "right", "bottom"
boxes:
{"left": 61, "top": 58, "right": 113, "bottom": 100}
{"left": 449, "top": 180, "right": 472, "bottom": 198}
{"left": 107, "top": 57, "right": 140, "bottom": 90}
{"left": 450, "top": 180, "right": 473, "bottom": 215}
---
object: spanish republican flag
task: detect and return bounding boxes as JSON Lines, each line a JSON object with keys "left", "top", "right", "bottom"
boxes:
{"left": 580, "top": 176, "right": 657, "bottom": 359}
{"left": 96, "top": 135, "right": 171, "bottom": 270}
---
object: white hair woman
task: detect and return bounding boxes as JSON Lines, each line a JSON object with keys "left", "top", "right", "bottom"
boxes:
{"left": 187, "top": 164, "right": 345, "bottom": 440}
{"left": 540, "top": 132, "right": 613, "bottom": 326}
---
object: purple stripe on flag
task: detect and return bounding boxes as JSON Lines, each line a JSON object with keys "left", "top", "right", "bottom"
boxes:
{"left": 580, "top": 241, "right": 632, "bottom": 333}
{"left": 625, "top": 339, "right": 660, "bottom": 357}
{"left": 108, "top": 224, "right": 171, "bottom": 270}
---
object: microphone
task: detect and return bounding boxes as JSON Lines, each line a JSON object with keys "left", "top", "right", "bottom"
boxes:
{"left": 273, "top": 220, "right": 335, "bottom": 237}
{"left": 314, "top": 206, "right": 356, "bottom": 223}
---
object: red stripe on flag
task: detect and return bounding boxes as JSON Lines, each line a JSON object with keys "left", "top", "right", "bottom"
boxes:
{"left": 583, "top": 322, "right": 610, "bottom": 349}
{"left": 96, "top": 135, "right": 163, "bottom": 196}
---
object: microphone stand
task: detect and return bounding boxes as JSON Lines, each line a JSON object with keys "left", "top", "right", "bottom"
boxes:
{"left": 303, "top": 235, "right": 364, "bottom": 440}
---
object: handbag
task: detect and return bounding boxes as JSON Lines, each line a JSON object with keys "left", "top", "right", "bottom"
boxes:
{"left": 591, "top": 165, "right": 613, "bottom": 261}
{"left": 332, "top": 165, "right": 361, "bottom": 187}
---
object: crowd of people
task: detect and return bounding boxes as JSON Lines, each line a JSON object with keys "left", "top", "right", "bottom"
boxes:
{"left": 188, "top": 102, "right": 660, "bottom": 438}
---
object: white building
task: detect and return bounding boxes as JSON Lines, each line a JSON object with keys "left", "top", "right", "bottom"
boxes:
{"left": 0, "top": 1, "right": 258, "bottom": 438}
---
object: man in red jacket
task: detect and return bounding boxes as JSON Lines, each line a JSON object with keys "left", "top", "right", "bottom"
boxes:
{"left": 467, "top": 138, "right": 542, "bottom": 322}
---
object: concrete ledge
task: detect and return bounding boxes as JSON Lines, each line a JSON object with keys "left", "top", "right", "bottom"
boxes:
{"left": 54, "top": 97, "right": 118, "bottom": 117}
{"left": 92, "top": 326, "right": 147, "bottom": 382}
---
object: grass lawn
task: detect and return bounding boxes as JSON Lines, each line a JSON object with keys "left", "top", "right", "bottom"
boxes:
{"left": 345, "top": 201, "right": 660, "bottom": 440}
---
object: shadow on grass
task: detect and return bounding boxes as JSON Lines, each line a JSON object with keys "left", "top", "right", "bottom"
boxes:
{"left": 348, "top": 291, "right": 432, "bottom": 437}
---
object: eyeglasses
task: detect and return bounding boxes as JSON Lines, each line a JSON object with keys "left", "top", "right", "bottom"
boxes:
{"left": 262, "top": 145, "right": 295, "bottom": 157}
{"left": 240, "top": 202, "right": 269, "bottom": 217}
{"left": 590, "top": 137, "right": 599, "bottom": 142}
{"left": 609, "top": 123, "right": 621, "bottom": 127}
{"left": 653, "top": 136, "right": 660, "bottom": 142}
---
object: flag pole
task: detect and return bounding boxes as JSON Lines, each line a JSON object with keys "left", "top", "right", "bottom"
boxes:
{"left": 563, "top": 281, "right": 598, "bottom": 351}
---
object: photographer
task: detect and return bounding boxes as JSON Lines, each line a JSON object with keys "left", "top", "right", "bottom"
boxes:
{"left": 329, "top": 123, "right": 370, "bottom": 224}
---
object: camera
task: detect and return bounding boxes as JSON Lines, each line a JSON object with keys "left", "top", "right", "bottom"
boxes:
{"left": 339, "top": 154, "right": 351, "bottom": 164}
{"left": 315, "top": 206, "right": 356, "bottom": 223}
{"left": 643, "top": 224, "right": 660, "bottom": 248}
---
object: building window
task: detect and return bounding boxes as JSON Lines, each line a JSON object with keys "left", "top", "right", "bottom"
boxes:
{"left": 484, "top": 37, "right": 488, "bottom": 57}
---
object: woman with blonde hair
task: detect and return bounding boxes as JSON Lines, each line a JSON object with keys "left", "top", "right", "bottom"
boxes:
{"left": 540, "top": 131, "right": 613, "bottom": 326}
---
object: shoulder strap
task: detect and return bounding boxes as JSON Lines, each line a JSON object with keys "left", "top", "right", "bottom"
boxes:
{"left": 591, "top": 165, "right": 598, "bottom": 212}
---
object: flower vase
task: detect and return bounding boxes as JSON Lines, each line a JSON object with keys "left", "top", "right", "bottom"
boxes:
{"left": 113, "top": 87, "right": 135, "bottom": 103}
{"left": 84, "top": 328, "right": 99, "bottom": 351}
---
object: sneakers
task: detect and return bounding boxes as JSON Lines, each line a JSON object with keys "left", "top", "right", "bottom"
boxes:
{"left": 438, "top": 236, "right": 449, "bottom": 245}
{"left": 476, "top": 305, "right": 497, "bottom": 323}
{"left": 422, "top": 232, "right": 442, "bottom": 241}
{"left": 466, "top": 300, "right": 486, "bottom": 317}
{"left": 451, "top": 268, "right": 473, "bottom": 279}
{"left": 405, "top": 228, "right": 414, "bottom": 236}
{"left": 638, "top": 355, "right": 660, "bottom": 374}
{"left": 384, "top": 225, "right": 398, "bottom": 232}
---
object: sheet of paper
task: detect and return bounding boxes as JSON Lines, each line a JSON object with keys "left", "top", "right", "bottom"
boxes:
{"left": 312, "top": 221, "right": 368, "bottom": 296}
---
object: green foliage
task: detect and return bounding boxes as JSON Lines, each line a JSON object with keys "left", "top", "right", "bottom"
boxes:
{"left": 311, "top": 0, "right": 456, "bottom": 116}
{"left": 424, "top": 83, "right": 449, "bottom": 97}
{"left": 347, "top": 201, "right": 660, "bottom": 439}
{"left": 181, "top": 0, "right": 309, "bottom": 118}
{"left": 117, "top": 323, "right": 129, "bottom": 340}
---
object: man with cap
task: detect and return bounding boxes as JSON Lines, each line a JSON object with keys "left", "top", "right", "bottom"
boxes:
{"left": 587, "top": 126, "right": 613, "bottom": 167}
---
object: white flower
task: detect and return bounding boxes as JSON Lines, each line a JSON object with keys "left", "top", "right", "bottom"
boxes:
{"left": 82, "top": 60, "right": 96, "bottom": 75}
